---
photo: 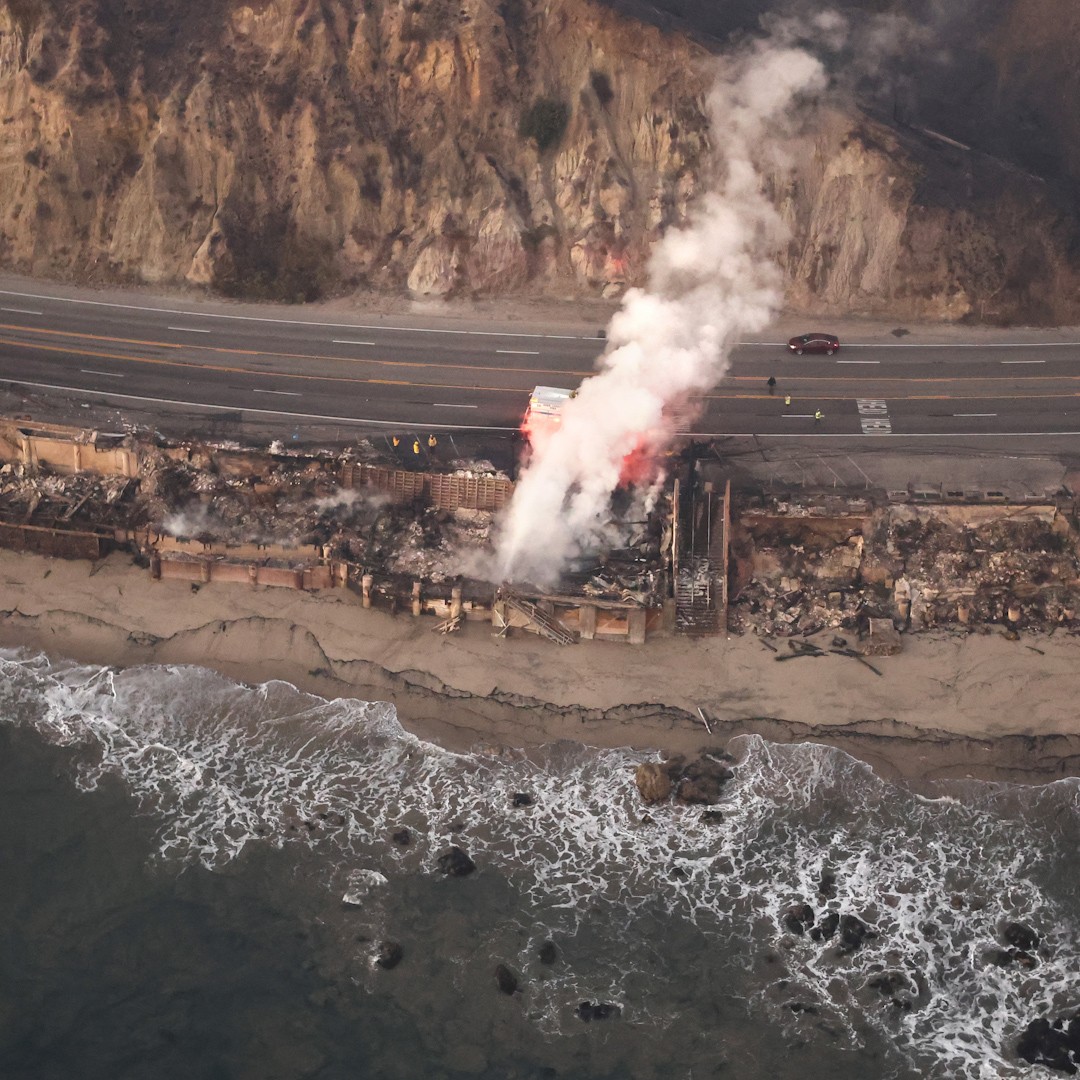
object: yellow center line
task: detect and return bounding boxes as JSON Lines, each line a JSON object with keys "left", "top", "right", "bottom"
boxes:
{"left": 5, "top": 322, "right": 1079, "bottom": 403}
{"left": 0, "top": 336, "right": 523, "bottom": 394}
{"left": 0, "top": 322, "right": 593, "bottom": 379}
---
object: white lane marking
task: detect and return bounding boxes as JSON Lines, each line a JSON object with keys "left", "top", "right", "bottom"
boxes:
{"left": 433, "top": 403, "right": 479, "bottom": 409}
{"left": 332, "top": 339, "right": 376, "bottom": 346}
{"left": 2, "top": 373, "right": 1074, "bottom": 439}
{"left": 252, "top": 389, "right": 302, "bottom": 397}
{"left": 781, "top": 413, "right": 814, "bottom": 418}
{"left": 496, "top": 349, "right": 540, "bottom": 355}
{"left": 2, "top": 376, "right": 518, "bottom": 431}
{"left": 1001, "top": 360, "right": 1045, "bottom": 365}
{"left": 81, "top": 369, "right": 125, "bottom": 378}
{"left": 1, "top": 306, "right": 42, "bottom": 315}
{"left": 0, "top": 287, "right": 602, "bottom": 341}
{"left": 857, "top": 398, "right": 892, "bottom": 434}
{"left": 168, "top": 326, "right": 212, "bottom": 333}
{"left": 837, "top": 359, "right": 880, "bottom": 364}
{"left": 954, "top": 412, "right": 998, "bottom": 417}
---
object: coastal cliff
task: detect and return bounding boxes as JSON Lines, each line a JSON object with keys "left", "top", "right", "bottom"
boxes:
{"left": 1, "top": 0, "right": 1079, "bottom": 323}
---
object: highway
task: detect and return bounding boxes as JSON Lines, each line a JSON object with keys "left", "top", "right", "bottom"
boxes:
{"left": 2, "top": 277, "right": 1080, "bottom": 447}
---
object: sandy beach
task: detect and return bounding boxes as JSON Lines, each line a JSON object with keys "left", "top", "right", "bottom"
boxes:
{"left": 3, "top": 547, "right": 1080, "bottom": 787}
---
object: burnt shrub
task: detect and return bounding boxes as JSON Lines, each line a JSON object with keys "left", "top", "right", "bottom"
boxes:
{"left": 590, "top": 71, "right": 613, "bottom": 106}
{"left": 211, "top": 207, "right": 337, "bottom": 303}
{"left": 519, "top": 98, "right": 570, "bottom": 153}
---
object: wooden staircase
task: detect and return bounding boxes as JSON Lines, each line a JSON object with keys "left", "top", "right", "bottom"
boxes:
{"left": 497, "top": 587, "right": 578, "bottom": 645}
{"left": 674, "top": 479, "right": 729, "bottom": 636}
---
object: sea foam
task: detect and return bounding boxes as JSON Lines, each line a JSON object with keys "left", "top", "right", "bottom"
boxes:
{"left": 1, "top": 649, "right": 1077, "bottom": 1077}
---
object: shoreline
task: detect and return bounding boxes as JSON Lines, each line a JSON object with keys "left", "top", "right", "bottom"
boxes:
{"left": 3, "top": 548, "right": 1080, "bottom": 788}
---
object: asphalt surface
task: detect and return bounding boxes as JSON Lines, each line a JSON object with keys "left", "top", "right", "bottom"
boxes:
{"left": 2, "top": 276, "right": 1080, "bottom": 455}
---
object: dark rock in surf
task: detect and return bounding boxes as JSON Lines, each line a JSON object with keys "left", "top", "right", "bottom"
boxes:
{"left": 437, "top": 846, "right": 476, "bottom": 877}
{"left": 700, "top": 809, "right": 724, "bottom": 824}
{"left": 577, "top": 1001, "right": 621, "bottom": 1022}
{"left": 867, "top": 971, "right": 918, "bottom": 1011}
{"left": 837, "top": 914, "right": 872, "bottom": 954}
{"left": 635, "top": 752, "right": 736, "bottom": 807}
{"left": 494, "top": 963, "right": 519, "bottom": 995}
{"left": 781, "top": 903, "right": 815, "bottom": 936}
{"left": 1017, "top": 1014, "right": 1080, "bottom": 1074}
{"left": 634, "top": 762, "right": 672, "bottom": 804}
{"left": 391, "top": 828, "right": 412, "bottom": 847}
{"left": 1003, "top": 921, "right": 1040, "bottom": 952}
{"left": 538, "top": 940, "right": 558, "bottom": 965}
{"left": 985, "top": 947, "right": 1015, "bottom": 967}
{"left": 375, "top": 941, "right": 403, "bottom": 970}
{"left": 675, "top": 757, "right": 734, "bottom": 805}
{"left": 817, "top": 870, "right": 837, "bottom": 899}
{"left": 511, "top": 792, "right": 534, "bottom": 808}
{"left": 809, "top": 911, "right": 839, "bottom": 942}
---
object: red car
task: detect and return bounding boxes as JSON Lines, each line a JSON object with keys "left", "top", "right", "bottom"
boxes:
{"left": 788, "top": 332, "right": 840, "bottom": 355}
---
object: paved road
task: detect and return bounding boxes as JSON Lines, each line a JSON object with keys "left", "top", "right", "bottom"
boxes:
{"left": 2, "top": 278, "right": 1080, "bottom": 446}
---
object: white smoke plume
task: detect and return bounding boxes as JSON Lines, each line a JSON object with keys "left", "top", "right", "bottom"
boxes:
{"left": 491, "top": 37, "right": 828, "bottom": 587}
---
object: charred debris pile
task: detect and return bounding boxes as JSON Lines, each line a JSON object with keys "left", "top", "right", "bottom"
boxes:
{"left": 5, "top": 419, "right": 1080, "bottom": 641}
{"left": 0, "top": 424, "right": 670, "bottom": 613}
{"left": 729, "top": 496, "right": 1080, "bottom": 638}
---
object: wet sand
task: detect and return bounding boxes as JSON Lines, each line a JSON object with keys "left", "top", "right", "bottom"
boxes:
{"left": 2, "top": 548, "right": 1080, "bottom": 787}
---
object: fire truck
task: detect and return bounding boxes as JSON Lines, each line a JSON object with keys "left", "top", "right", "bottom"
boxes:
{"left": 522, "top": 385, "right": 574, "bottom": 445}
{"left": 522, "top": 384, "right": 657, "bottom": 486}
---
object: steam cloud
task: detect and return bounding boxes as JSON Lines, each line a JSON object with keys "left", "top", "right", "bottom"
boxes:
{"left": 492, "top": 36, "right": 827, "bottom": 586}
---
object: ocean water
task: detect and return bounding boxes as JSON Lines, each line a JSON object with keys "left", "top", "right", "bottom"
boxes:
{"left": 1, "top": 650, "right": 1077, "bottom": 1080}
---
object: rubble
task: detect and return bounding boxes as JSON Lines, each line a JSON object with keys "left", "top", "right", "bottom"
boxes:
{"left": 5, "top": 418, "right": 1080, "bottom": 648}
{"left": 729, "top": 496, "right": 1080, "bottom": 640}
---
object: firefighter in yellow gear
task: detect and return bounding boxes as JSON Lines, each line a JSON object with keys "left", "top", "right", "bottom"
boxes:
{"left": 412, "top": 439, "right": 420, "bottom": 454}
{"left": 814, "top": 410, "right": 824, "bottom": 424}
{"left": 427, "top": 434, "right": 437, "bottom": 448}
{"left": 392, "top": 435, "right": 400, "bottom": 447}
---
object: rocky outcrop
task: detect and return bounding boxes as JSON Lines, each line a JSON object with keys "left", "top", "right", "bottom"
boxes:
{"left": 635, "top": 750, "right": 735, "bottom": 806}
{"left": 1017, "top": 1013, "right": 1080, "bottom": 1074}
{"left": 436, "top": 845, "right": 476, "bottom": 876}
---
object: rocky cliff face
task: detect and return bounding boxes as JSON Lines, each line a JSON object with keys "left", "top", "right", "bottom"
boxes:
{"left": 0, "top": 0, "right": 710, "bottom": 301}
{"left": 1, "top": 0, "right": 1079, "bottom": 323}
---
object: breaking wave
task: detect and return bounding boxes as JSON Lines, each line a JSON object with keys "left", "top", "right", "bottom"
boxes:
{"left": 1, "top": 648, "right": 1077, "bottom": 1078}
